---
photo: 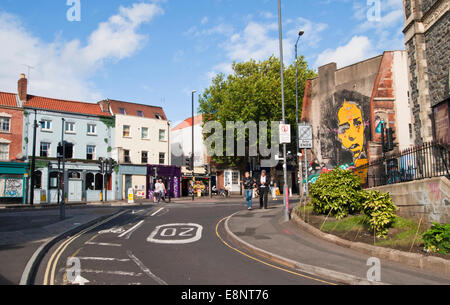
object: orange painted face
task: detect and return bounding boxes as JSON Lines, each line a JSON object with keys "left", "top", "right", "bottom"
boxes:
{"left": 337, "top": 101, "right": 364, "bottom": 158}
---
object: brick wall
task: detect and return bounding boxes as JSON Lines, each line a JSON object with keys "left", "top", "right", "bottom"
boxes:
{"left": 0, "top": 107, "right": 23, "bottom": 160}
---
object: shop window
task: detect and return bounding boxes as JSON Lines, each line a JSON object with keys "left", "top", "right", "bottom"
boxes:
{"left": 95, "top": 173, "right": 103, "bottom": 190}
{"left": 34, "top": 171, "right": 42, "bottom": 189}
{"left": 86, "top": 173, "right": 95, "bottom": 190}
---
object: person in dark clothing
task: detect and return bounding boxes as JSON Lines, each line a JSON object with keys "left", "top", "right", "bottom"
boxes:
{"left": 257, "top": 170, "right": 270, "bottom": 209}
{"left": 242, "top": 172, "right": 255, "bottom": 210}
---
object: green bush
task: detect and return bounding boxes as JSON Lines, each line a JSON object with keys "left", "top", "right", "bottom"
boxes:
{"left": 422, "top": 223, "right": 450, "bottom": 254}
{"left": 361, "top": 190, "right": 397, "bottom": 238}
{"left": 310, "top": 168, "right": 364, "bottom": 219}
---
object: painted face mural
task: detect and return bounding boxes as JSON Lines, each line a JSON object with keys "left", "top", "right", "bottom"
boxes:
{"left": 338, "top": 100, "right": 364, "bottom": 159}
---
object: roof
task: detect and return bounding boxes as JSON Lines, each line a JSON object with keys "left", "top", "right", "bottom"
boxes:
{"left": 171, "top": 115, "right": 203, "bottom": 131}
{"left": 0, "top": 92, "right": 18, "bottom": 107}
{"left": 24, "top": 95, "right": 111, "bottom": 117}
{"left": 104, "top": 99, "right": 167, "bottom": 120}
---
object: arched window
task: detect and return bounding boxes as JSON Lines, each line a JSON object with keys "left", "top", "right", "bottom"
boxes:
{"left": 95, "top": 173, "right": 103, "bottom": 190}
{"left": 49, "top": 172, "right": 59, "bottom": 189}
{"left": 33, "top": 171, "right": 42, "bottom": 189}
{"left": 86, "top": 173, "right": 95, "bottom": 190}
{"left": 69, "top": 171, "right": 81, "bottom": 179}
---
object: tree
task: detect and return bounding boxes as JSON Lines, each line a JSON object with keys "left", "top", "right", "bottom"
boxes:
{"left": 199, "top": 56, "right": 316, "bottom": 168}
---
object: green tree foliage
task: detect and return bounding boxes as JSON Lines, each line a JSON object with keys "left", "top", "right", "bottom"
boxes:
{"left": 199, "top": 56, "right": 316, "bottom": 167}
{"left": 310, "top": 168, "right": 364, "bottom": 219}
{"left": 422, "top": 222, "right": 450, "bottom": 254}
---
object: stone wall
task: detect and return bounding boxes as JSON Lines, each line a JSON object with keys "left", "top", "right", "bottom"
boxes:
{"left": 425, "top": 11, "right": 450, "bottom": 107}
{"left": 422, "top": 0, "right": 440, "bottom": 13}
{"left": 405, "top": 0, "right": 412, "bottom": 19}
{"left": 370, "top": 176, "right": 450, "bottom": 226}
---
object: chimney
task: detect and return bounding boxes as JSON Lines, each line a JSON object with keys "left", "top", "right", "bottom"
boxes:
{"left": 18, "top": 73, "right": 28, "bottom": 102}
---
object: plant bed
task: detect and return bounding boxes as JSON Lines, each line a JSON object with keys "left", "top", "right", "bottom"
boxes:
{"left": 294, "top": 205, "right": 449, "bottom": 260}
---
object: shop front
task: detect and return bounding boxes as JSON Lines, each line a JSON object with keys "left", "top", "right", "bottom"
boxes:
{"left": 147, "top": 165, "right": 182, "bottom": 199}
{"left": 0, "top": 162, "right": 28, "bottom": 204}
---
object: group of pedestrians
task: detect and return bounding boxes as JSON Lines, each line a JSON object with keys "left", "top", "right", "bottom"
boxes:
{"left": 242, "top": 170, "right": 277, "bottom": 210}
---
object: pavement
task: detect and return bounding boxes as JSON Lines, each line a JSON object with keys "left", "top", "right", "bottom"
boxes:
{"left": 225, "top": 204, "right": 450, "bottom": 285}
{"left": 0, "top": 206, "right": 121, "bottom": 284}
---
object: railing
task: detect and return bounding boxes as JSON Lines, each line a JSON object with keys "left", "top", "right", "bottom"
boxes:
{"left": 353, "top": 141, "right": 450, "bottom": 188}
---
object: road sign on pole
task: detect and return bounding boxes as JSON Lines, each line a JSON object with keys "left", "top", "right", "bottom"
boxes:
{"left": 298, "top": 125, "right": 312, "bottom": 149}
{"left": 279, "top": 123, "right": 291, "bottom": 144}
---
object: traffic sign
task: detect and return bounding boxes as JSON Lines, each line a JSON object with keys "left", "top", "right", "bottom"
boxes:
{"left": 299, "top": 140, "right": 313, "bottom": 149}
{"left": 298, "top": 125, "right": 312, "bottom": 141}
{"left": 279, "top": 124, "right": 291, "bottom": 144}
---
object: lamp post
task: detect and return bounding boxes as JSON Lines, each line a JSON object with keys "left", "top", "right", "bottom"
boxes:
{"left": 277, "top": 0, "right": 290, "bottom": 222}
{"left": 29, "top": 110, "right": 38, "bottom": 205}
{"left": 191, "top": 90, "right": 197, "bottom": 201}
{"left": 295, "top": 30, "right": 304, "bottom": 201}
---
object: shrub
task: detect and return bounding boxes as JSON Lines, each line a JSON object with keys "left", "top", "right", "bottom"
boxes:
{"left": 310, "top": 168, "right": 364, "bottom": 219}
{"left": 422, "top": 223, "right": 450, "bottom": 254}
{"left": 361, "top": 190, "right": 397, "bottom": 238}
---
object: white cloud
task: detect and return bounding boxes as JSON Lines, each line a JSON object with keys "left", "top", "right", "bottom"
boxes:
{"left": 315, "top": 35, "right": 377, "bottom": 68}
{"left": 0, "top": 2, "right": 163, "bottom": 102}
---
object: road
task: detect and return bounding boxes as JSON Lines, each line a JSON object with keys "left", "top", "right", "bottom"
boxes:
{"left": 34, "top": 201, "right": 337, "bottom": 286}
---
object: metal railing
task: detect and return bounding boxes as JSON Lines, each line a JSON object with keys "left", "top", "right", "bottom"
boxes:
{"left": 353, "top": 141, "right": 450, "bottom": 188}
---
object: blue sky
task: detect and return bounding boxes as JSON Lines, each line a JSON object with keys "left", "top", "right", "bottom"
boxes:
{"left": 0, "top": 0, "right": 405, "bottom": 124}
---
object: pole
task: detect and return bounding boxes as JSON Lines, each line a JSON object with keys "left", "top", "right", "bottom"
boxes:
{"left": 192, "top": 91, "right": 196, "bottom": 201}
{"left": 304, "top": 147, "right": 309, "bottom": 201}
{"left": 60, "top": 118, "right": 65, "bottom": 220}
{"left": 295, "top": 39, "right": 301, "bottom": 201}
{"left": 277, "top": 0, "right": 289, "bottom": 222}
{"left": 30, "top": 110, "right": 38, "bottom": 205}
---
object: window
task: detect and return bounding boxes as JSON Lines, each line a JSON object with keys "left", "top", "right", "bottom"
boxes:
{"left": 155, "top": 114, "right": 163, "bottom": 120}
{"left": 41, "top": 120, "right": 52, "bottom": 131}
{"left": 159, "top": 129, "right": 166, "bottom": 141}
{"left": 141, "top": 127, "right": 149, "bottom": 139}
{"left": 86, "top": 145, "right": 96, "bottom": 160}
{"left": 34, "top": 171, "right": 43, "bottom": 189}
{"left": 40, "top": 142, "right": 51, "bottom": 157}
{"left": 87, "top": 124, "right": 96, "bottom": 135}
{"left": 123, "top": 125, "right": 131, "bottom": 137}
{"left": 0, "top": 117, "right": 10, "bottom": 132}
{"left": 119, "top": 108, "right": 126, "bottom": 115}
{"left": 0, "top": 143, "right": 9, "bottom": 160}
{"left": 141, "top": 151, "right": 148, "bottom": 164}
{"left": 159, "top": 152, "right": 165, "bottom": 165}
{"left": 49, "top": 172, "right": 59, "bottom": 189}
{"left": 124, "top": 150, "right": 131, "bottom": 163}
{"left": 65, "top": 122, "right": 75, "bottom": 133}
{"left": 137, "top": 111, "right": 144, "bottom": 117}
{"left": 86, "top": 173, "right": 95, "bottom": 190}
{"left": 95, "top": 173, "right": 103, "bottom": 191}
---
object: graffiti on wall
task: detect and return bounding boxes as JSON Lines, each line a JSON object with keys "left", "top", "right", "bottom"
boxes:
{"left": 320, "top": 90, "right": 371, "bottom": 184}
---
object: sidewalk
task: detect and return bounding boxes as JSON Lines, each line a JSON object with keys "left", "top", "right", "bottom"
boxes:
{"left": 225, "top": 204, "right": 450, "bottom": 285}
{"left": 0, "top": 206, "right": 121, "bottom": 284}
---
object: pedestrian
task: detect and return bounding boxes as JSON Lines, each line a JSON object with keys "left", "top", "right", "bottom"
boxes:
{"left": 258, "top": 170, "right": 270, "bottom": 209}
{"left": 270, "top": 176, "right": 277, "bottom": 201}
{"left": 155, "top": 179, "right": 166, "bottom": 203}
{"left": 252, "top": 177, "right": 259, "bottom": 198}
{"left": 242, "top": 172, "right": 254, "bottom": 210}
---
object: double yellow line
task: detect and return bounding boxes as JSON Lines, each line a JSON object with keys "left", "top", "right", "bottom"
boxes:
{"left": 43, "top": 210, "right": 128, "bottom": 285}
{"left": 215, "top": 216, "right": 337, "bottom": 285}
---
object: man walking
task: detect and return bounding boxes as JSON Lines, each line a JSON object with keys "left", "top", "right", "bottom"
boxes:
{"left": 155, "top": 179, "right": 166, "bottom": 203}
{"left": 242, "top": 172, "right": 255, "bottom": 210}
{"left": 258, "top": 170, "right": 270, "bottom": 209}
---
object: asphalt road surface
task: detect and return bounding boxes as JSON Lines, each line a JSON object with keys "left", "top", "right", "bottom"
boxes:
{"left": 34, "top": 201, "right": 337, "bottom": 286}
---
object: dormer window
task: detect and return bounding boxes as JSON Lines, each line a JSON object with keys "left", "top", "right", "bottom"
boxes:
{"left": 155, "top": 114, "right": 163, "bottom": 120}
{"left": 137, "top": 111, "right": 144, "bottom": 117}
{"left": 119, "top": 108, "right": 126, "bottom": 115}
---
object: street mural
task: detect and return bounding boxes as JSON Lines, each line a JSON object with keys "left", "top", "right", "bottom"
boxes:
{"left": 320, "top": 90, "right": 371, "bottom": 184}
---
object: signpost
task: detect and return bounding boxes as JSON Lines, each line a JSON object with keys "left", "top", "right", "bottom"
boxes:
{"left": 279, "top": 124, "right": 291, "bottom": 144}
{"left": 298, "top": 124, "right": 312, "bottom": 202}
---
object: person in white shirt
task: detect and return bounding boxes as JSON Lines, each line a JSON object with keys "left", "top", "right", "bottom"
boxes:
{"left": 155, "top": 179, "right": 166, "bottom": 203}
{"left": 258, "top": 170, "right": 270, "bottom": 209}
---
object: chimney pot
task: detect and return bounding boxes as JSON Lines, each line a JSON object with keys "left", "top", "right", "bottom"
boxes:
{"left": 18, "top": 74, "right": 28, "bottom": 102}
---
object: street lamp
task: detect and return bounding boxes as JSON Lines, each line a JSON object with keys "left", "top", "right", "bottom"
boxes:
{"left": 295, "top": 30, "right": 304, "bottom": 201}
{"left": 277, "top": 0, "right": 290, "bottom": 222}
{"left": 191, "top": 90, "right": 197, "bottom": 201}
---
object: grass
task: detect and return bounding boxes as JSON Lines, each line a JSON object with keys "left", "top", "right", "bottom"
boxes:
{"left": 375, "top": 216, "right": 424, "bottom": 249}
{"left": 320, "top": 215, "right": 367, "bottom": 233}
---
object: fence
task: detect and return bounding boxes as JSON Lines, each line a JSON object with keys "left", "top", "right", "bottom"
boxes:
{"left": 353, "top": 142, "right": 450, "bottom": 188}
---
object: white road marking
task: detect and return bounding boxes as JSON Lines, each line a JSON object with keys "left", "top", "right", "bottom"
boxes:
{"left": 118, "top": 220, "right": 145, "bottom": 239}
{"left": 147, "top": 223, "right": 203, "bottom": 244}
{"left": 85, "top": 242, "right": 122, "bottom": 247}
{"left": 127, "top": 251, "right": 168, "bottom": 285}
{"left": 151, "top": 208, "right": 164, "bottom": 217}
{"left": 98, "top": 227, "right": 126, "bottom": 234}
{"left": 81, "top": 269, "right": 142, "bottom": 277}
{"left": 71, "top": 275, "right": 89, "bottom": 285}
{"left": 77, "top": 257, "right": 131, "bottom": 262}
